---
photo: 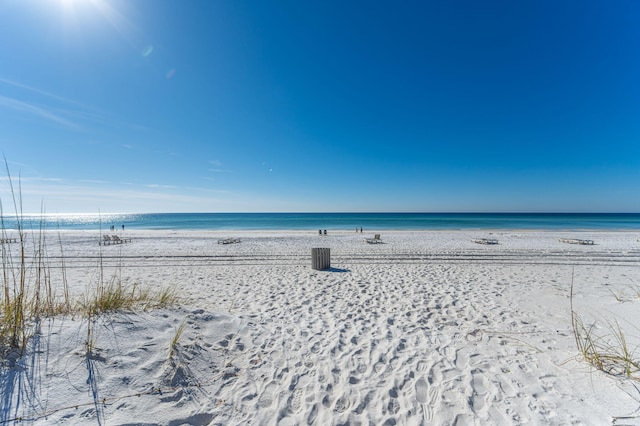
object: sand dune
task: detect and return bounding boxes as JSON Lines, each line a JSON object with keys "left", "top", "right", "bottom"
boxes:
{"left": 2, "top": 230, "right": 640, "bottom": 425}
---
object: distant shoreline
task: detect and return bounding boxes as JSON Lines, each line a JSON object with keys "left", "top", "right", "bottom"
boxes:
{"left": 2, "top": 212, "right": 640, "bottom": 231}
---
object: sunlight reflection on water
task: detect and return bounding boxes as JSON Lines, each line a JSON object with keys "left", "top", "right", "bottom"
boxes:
{"left": 2, "top": 213, "right": 142, "bottom": 230}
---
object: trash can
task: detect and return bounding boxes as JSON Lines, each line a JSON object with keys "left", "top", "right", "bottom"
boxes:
{"left": 311, "top": 248, "right": 330, "bottom": 270}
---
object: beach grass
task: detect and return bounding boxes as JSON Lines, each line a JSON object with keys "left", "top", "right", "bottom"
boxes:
{"left": 571, "top": 272, "right": 640, "bottom": 379}
{"left": 1, "top": 166, "right": 179, "bottom": 363}
{"left": 169, "top": 319, "right": 187, "bottom": 359}
{"left": 2, "top": 232, "right": 179, "bottom": 360}
{"left": 81, "top": 275, "right": 179, "bottom": 317}
{"left": 1, "top": 225, "right": 179, "bottom": 361}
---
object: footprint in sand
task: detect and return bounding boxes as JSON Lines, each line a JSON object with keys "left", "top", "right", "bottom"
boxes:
{"left": 334, "top": 394, "right": 350, "bottom": 413}
{"left": 416, "top": 376, "right": 440, "bottom": 422}
{"left": 472, "top": 371, "right": 488, "bottom": 395}
{"left": 424, "top": 388, "right": 439, "bottom": 422}
{"left": 454, "top": 347, "right": 472, "bottom": 370}
{"left": 415, "top": 358, "right": 428, "bottom": 371}
{"left": 442, "top": 345, "right": 456, "bottom": 362}
{"left": 290, "top": 388, "right": 304, "bottom": 413}
{"left": 354, "top": 358, "right": 368, "bottom": 374}
{"left": 470, "top": 370, "right": 495, "bottom": 417}
{"left": 310, "top": 341, "right": 322, "bottom": 354}
{"left": 466, "top": 329, "right": 483, "bottom": 342}
{"left": 497, "top": 374, "right": 517, "bottom": 398}
{"left": 389, "top": 357, "right": 401, "bottom": 371}
{"left": 322, "top": 393, "right": 333, "bottom": 408}
{"left": 307, "top": 403, "right": 319, "bottom": 424}
{"left": 258, "top": 382, "right": 278, "bottom": 408}
{"left": 415, "top": 377, "right": 428, "bottom": 404}
{"left": 539, "top": 374, "right": 557, "bottom": 392}
{"left": 428, "top": 363, "right": 443, "bottom": 386}
{"left": 303, "top": 357, "right": 314, "bottom": 369}
{"left": 387, "top": 398, "right": 401, "bottom": 415}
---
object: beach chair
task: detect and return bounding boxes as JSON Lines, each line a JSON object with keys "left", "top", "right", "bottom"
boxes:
{"left": 559, "top": 238, "right": 594, "bottom": 245}
{"left": 218, "top": 238, "right": 240, "bottom": 244}
{"left": 472, "top": 238, "right": 498, "bottom": 245}
{"left": 112, "top": 235, "right": 132, "bottom": 243}
{"left": 365, "top": 234, "right": 382, "bottom": 244}
{"left": 100, "top": 235, "right": 112, "bottom": 245}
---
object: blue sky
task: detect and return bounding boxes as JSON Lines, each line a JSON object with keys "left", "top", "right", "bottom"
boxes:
{"left": 1, "top": 0, "right": 639, "bottom": 213}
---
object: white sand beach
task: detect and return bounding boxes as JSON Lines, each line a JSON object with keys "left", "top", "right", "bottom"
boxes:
{"left": 2, "top": 230, "right": 640, "bottom": 425}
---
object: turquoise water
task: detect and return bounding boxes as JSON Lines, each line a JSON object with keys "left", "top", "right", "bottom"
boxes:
{"left": 2, "top": 213, "right": 640, "bottom": 231}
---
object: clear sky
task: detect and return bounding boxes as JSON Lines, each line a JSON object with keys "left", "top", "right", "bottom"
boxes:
{"left": 1, "top": 0, "right": 639, "bottom": 213}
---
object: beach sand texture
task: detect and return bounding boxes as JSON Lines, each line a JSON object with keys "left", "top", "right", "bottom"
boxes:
{"left": 2, "top": 230, "right": 640, "bottom": 425}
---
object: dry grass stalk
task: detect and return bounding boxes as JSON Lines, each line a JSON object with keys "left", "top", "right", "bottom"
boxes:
{"left": 571, "top": 271, "right": 640, "bottom": 379}
{"left": 169, "top": 320, "right": 187, "bottom": 359}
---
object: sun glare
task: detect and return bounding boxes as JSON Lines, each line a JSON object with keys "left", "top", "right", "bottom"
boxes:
{"left": 56, "top": 0, "right": 90, "bottom": 13}
{"left": 57, "top": 0, "right": 101, "bottom": 12}
{"left": 50, "top": 0, "right": 129, "bottom": 41}
{"left": 60, "top": 0, "right": 90, "bottom": 4}
{"left": 60, "top": 0, "right": 80, "bottom": 7}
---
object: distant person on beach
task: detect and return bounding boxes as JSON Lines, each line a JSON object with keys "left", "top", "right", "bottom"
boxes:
{"left": 122, "top": 225, "right": 125, "bottom": 231}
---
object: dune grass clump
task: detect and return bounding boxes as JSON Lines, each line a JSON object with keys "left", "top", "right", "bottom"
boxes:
{"left": 1, "top": 163, "right": 179, "bottom": 362}
{"left": 0, "top": 168, "right": 73, "bottom": 359}
{"left": 571, "top": 312, "right": 640, "bottom": 378}
{"left": 607, "top": 284, "right": 640, "bottom": 304}
{"left": 80, "top": 280, "right": 179, "bottom": 317}
{"left": 570, "top": 273, "right": 640, "bottom": 379}
{"left": 168, "top": 320, "right": 187, "bottom": 359}
{"left": 79, "top": 280, "right": 179, "bottom": 359}
{"left": 1, "top": 229, "right": 180, "bottom": 361}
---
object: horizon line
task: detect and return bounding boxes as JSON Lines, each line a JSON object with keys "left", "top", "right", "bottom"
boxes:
{"left": 9, "top": 211, "right": 640, "bottom": 216}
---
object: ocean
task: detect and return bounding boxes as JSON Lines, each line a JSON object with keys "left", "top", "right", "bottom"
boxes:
{"left": 2, "top": 213, "right": 640, "bottom": 231}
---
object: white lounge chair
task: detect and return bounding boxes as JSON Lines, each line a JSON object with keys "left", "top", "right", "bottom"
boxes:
{"left": 218, "top": 238, "right": 241, "bottom": 244}
{"left": 472, "top": 238, "right": 498, "bottom": 245}
{"left": 559, "top": 238, "right": 594, "bottom": 245}
{"left": 365, "top": 234, "right": 382, "bottom": 244}
{"left": 99, "top": 235, "right": 112, "bottom": 246}
{"left": 112, "top": 235, "right": 132, "bottom": 243}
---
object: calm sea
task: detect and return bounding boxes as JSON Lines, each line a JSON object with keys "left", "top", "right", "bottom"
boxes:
{"left": 2, "top": 213, "right": 640, "bottom": 231}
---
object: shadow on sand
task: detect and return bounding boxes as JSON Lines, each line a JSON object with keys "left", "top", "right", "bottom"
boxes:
{"left": 0, "top": 320, "right": 48, "bottom": 423}
{"left": 327, "top": 267, "right": 350, "bottom": 273}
